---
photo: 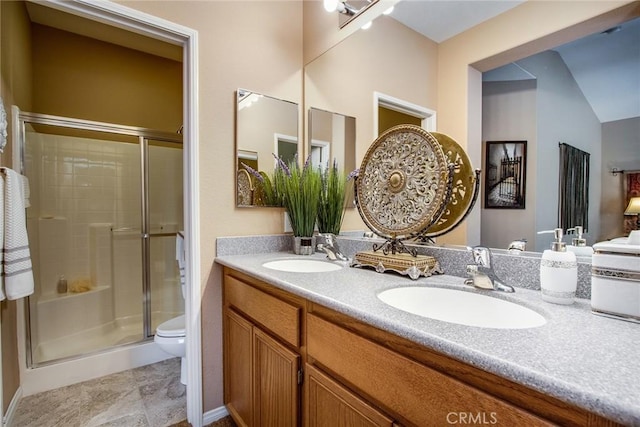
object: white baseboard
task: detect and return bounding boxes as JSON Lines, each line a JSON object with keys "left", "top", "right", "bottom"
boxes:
{"left": 2, "top": 386, "right": 23, "bottom": 427}
{"left": 202, "top": 405, "right": 229, "bottom": 425}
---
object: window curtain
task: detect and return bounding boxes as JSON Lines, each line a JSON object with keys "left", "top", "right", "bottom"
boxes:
{"left": 624, "top": 172, "right": 640, "bottom": 234}
{"left": 558, "top": 143, "right": 590, "bottom": 231}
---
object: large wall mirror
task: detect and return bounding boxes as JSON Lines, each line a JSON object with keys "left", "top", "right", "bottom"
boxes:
{"left": 303, "top": 2, "right": 640, "bottom": 254}
{"left": 236, "top": 88, "right": 299, "bottom": 207}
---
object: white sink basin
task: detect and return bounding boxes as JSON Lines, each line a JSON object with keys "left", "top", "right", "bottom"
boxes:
{"left": 377, "top": 287, "right": 546, "bottom": 329}
{"left": 262, "top": 259, "right": 342, "bottom": 273}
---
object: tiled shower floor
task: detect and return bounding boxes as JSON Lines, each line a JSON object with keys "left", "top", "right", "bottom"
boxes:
{"left": 12, "top": 358, "right": 185, "bottom": 427}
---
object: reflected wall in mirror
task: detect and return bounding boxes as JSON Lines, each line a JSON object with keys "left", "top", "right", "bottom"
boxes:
{"left": 236, "top": 88, "right": 299, "bottom": 207}
{"left": 304, "top": 12, "right": 438, "bottom": 228}
{"left": 308, "top": 107, "right": 356, "bottom": 174}
{"left": 304, "top": 2, "right": 639, "bottom": 253}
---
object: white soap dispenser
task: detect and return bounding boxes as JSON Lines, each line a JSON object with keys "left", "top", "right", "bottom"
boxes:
{"left": 566, "top": 226, "right": 594, "bottom": 257}
{"left": 537, "top": 228, "right": 578, "bottom": 305}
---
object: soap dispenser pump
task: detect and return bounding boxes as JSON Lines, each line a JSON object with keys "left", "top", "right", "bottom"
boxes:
{"left": 566, "top": 226, "right": 594, "bottom": 257}
{"left": 537, "top": 228, "right": 578, "bottom": 305}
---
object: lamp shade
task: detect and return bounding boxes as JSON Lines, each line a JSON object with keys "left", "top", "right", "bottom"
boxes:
{"left": 624, "top": 197, "right": 640, "bottom": 215}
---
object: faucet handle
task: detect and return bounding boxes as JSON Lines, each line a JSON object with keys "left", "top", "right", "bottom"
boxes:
{"left": 508, "top": 239, "right": 527, "bottom": 252}
{"left": 467, "top": 246, "right": 491, "bottom": 267}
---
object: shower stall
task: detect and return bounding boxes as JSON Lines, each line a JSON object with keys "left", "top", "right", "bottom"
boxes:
{"left": 16, "top": 111, "right": 184, "bottom": 367}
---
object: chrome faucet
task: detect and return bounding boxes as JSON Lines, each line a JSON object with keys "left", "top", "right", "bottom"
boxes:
{"left": 464, "top": 246, "right": 515, "bottom": 292}
{"left": 317, "top": 233, "right": 349, "bottom": 261}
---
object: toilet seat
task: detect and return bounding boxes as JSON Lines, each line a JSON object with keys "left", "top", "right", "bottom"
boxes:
{"left": 156, "top": 314, "right": 185, "bottom": 338}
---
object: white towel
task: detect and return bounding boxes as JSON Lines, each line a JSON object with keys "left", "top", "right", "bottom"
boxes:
{"left": 176, "top": 231, "right": 185, "bottom": 285}
{"left": 1, "top": 167, "right": 34, "bottom": 300}
{"left": 0, "top": 175, "right": 4, "bottom": 301}
{"left": 22, "top": 174, "right": 31, "bottom": 208}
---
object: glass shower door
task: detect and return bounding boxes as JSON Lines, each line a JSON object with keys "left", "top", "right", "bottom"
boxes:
{"left": 20, "top": 112, "right": 184, "bottom": 367}
{"left": 145, "top": 139, "right": 184, "bottom": 335}
{"left": 24, "top": 125, "right": 145, "bottom": 365}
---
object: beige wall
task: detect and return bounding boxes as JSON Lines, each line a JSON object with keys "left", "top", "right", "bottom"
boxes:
{"left": 0, "top": 0, "right": 32, "bottom": 414}
{"left": 32, "top": 24, "right": 182, "bottom": 132}
{"left": 116, "top": 0, "right": 304, "bottom": 412}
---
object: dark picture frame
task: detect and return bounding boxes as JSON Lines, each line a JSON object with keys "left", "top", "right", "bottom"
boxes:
{"left": 484, "top": 141, "right": 527, "bottom": 209}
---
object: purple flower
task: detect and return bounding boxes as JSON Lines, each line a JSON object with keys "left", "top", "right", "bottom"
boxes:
{"left": 241, "top": 162, "right": 264, "bottom": 182}
{"left": 303, "top": 155, "right": 312, "bottom": 172}
{"left": 272, "top": 153, "right": 291, "bottom": 177}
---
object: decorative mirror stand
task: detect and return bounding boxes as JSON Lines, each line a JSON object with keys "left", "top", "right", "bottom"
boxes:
{"left": 350, "top": 125, "right": 479, "bottom": 280}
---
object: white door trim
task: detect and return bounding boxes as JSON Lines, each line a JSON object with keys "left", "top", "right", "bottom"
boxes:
{"left": 373, "top": 91, "right": 437, "bottom": 132}
{"left": 40, "top": 1, "right": 202, "bottom": 425}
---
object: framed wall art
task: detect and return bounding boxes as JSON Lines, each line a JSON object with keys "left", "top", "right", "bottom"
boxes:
{"left": 484, "top": 140, "right": 527, "bottom": 209}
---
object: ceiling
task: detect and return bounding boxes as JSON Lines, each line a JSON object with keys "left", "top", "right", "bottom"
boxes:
{"left": 390, "top": 1, "right": 640, "bottom": 124}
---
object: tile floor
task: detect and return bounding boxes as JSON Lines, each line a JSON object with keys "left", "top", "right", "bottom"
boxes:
{"left": 12, "top": 358, "right": 185, "bottom": 427}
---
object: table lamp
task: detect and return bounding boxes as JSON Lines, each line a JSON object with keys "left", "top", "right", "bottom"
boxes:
{"left": 624, "top": 196, "right": 640, "bottom": 230}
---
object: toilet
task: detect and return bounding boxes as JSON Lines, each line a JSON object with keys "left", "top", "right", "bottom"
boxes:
{"left": 154, "top": 232, "right": 187, "bottom": 385}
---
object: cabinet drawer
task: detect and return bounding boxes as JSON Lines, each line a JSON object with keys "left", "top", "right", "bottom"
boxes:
{"left": 225, "top": 274, "right": 301, "bottom": 347}
{"left": 307, "top": 314, "right": 551, "bottom": 427}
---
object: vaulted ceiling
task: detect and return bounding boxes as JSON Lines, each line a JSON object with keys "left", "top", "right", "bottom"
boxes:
{"left": 390, "top": 1, "right": 640, "bottom": 124}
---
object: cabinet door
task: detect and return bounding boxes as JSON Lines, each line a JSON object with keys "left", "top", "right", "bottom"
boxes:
{"left": 306, "top": 364, "right": 394, "bottom": 427}
{"left": 254, "top": 328, "right": 300, "bottom": 427}
{"left": 225, "top": 309, "right": 253, "bottom": 427}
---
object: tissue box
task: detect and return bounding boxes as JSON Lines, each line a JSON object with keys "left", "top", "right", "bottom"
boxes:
{"left": 591, "top": 236, "right": 640, "bottom": 323}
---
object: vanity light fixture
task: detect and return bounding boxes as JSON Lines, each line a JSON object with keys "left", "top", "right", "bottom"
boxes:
{"left": 323, "top": 0, "right": 358, "bottom": 16}
{"left": 624, "top": 196, "right": 640, "bottom": 230}
{"left": 361, "top": 21, "right": 372, "bottom": 30}
{"left": 324, "top": 0, "right": 379, "bottom": 29}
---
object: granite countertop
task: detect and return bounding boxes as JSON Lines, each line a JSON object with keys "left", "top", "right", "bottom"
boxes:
{"left": 215, "top": 251, "right": 640, "bottom": 425}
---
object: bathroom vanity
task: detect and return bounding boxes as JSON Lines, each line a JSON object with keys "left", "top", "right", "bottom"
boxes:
{"left": 217, "top": 250, "right": 640, "bottom": 427}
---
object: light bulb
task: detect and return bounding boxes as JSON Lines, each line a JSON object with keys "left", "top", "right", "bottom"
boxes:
{"left": 323, "top": 0, "right": 339, "bottom": 12}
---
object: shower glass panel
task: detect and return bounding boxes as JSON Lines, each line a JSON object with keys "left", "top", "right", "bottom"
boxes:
{"left": 147, "top": 139, "right": 184, "bottom": 333}
{"left": 21, "top": 115, "right": 183, "bottom": 367}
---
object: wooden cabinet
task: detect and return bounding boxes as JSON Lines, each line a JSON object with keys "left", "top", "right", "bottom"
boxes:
{"left": 307, "top": 313, "right": 549, "bottom": 426}
{"left": 223, "top": 269, "right": 303, "bottom": 427}
{"left": 222, "top": 267, "right": 623, "bottom": 427}
{"left": 225, "top": 310, "right": 253, "bottom": 427}
{"left": 305, "top": 364, "right": 394, "bottom": 427}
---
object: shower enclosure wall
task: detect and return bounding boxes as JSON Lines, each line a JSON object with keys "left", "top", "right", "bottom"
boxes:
{"left": 17, "top": 111, "right": 184, "bottom": 367}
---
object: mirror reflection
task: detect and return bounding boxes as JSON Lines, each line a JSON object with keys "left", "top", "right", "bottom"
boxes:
{"left": 308, "top": 107, "right": 356, "bottom": 175}
{"left": 482, "top": 16, "right": 640, "bottom": 252}
{"left": 303, "top": 4, "right": 640, "bottom": 253}
{"left": 235, "top": 89, "right": 298, "bottom": 207}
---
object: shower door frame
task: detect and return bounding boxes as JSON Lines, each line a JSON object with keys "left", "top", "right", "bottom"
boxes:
{"left": 15, "top": 110, "right": 183, "bottom": 363}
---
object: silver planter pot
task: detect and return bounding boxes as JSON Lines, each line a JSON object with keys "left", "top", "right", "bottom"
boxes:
{"left": 293, "top": 236, "right": 316, "bottom": 255}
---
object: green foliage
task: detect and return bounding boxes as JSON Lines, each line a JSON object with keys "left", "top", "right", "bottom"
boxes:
{"left": 317, "top": 162, "right": 351, "bottom": 235}
{"left": 276, "top": 158, "right": 322, "bottom": 237}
